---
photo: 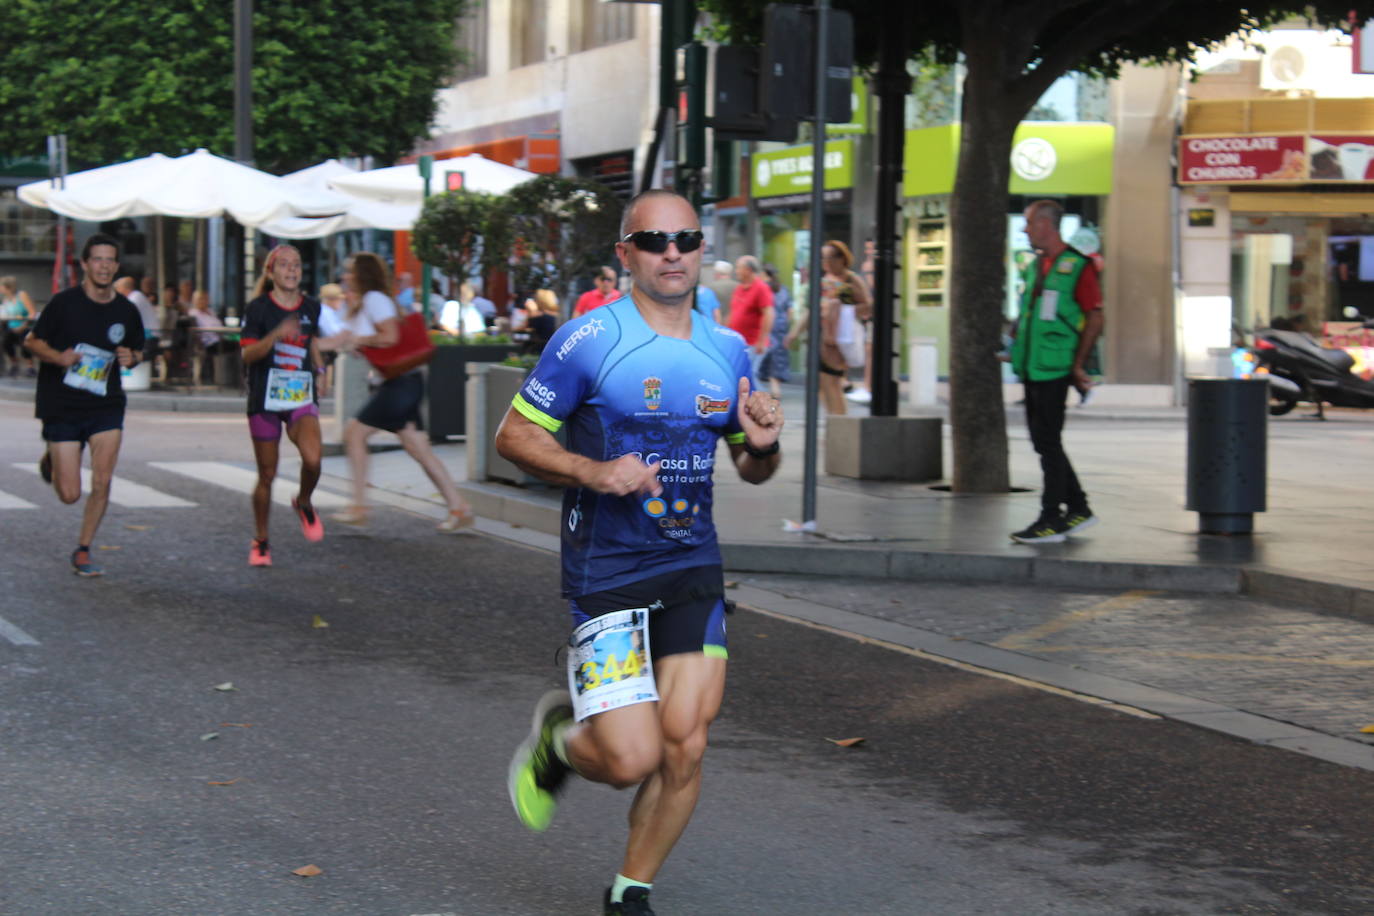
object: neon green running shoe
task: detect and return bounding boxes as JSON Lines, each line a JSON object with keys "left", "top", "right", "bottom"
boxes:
{"left": 507, "top": 689, "right": 574, "bottom": 832}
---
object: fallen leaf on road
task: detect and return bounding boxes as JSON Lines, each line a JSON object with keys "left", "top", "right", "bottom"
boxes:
{"left": 200, "top": 733, "right": 219, "bottom": 742}
{"left": 220, "top": 723, "right": 253, "bottom": 728}
{"left": 124, "top": 525, "right": 150, "bottom": 531}
{"left": 311, "top": 615, "right": 329, "bottom": 629}
{"left": 98, "top": 545, "right": 121, "bottom": 551}
{"left": 213, "top": 682, "right": 236, "bottom": 692}
{"left": 1360, "top": 724, "right": 1374, "bottom": 734}
{"left": 292, "top": 865, "right": 323, "bottom": 878}
{"left": 824, "top": 737, "right": 866, "bottom": 747}
{"left": 755, "top": 633, "right": 769, "bottom": 638}
{"left": 724, "top": 580, "right": 739, "bottom": 589}
{"left": 207, "top": 778, "right": 240, "bottom": 786}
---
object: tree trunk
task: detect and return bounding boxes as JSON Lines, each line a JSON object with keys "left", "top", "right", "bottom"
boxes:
{"left": 947, "top": 71, "right": 1019, "bottom": 493}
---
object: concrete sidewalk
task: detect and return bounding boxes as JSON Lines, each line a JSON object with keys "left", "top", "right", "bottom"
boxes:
{"left": 382, "top": 382, "right": 1374, "bottom": 621}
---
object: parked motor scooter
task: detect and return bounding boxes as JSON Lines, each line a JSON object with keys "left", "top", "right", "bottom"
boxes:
{"left": 1250, "top": 318, "right": 1374, "bottom": 417}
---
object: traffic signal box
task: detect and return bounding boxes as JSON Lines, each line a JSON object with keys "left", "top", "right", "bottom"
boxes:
{"left": 674, "top": 5, "right": 853, "bottom": 190}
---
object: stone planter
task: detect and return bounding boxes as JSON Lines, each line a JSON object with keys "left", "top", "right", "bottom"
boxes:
{"left": 467, "top": 363, "right": 564, "bottom": 486}
{"left": 424, "top": 342, "right": 518, "bottom": 442}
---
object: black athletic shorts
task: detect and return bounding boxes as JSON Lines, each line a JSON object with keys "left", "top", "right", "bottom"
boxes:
{"left": 569, "top": 564, "right": 728, "bottom": 660}
{"left": 42, "top": 409, "right": 125, "bottom": 443}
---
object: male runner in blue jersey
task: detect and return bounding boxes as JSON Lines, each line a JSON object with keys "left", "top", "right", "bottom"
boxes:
{"left": 497, "top": 189, "right": 783, "bottom": 915}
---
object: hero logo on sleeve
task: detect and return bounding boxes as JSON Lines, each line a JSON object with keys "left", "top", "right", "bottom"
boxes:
{"left": 556, "top": 317, "right": 606, "bottom": 361}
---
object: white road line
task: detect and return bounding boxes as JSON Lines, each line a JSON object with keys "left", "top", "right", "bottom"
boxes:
{"left": 0, "top": 615, "right": 40, "bottom": 646}
{"left": 0, "top": 489, "right": 38, "bottom": 509}
{"left": 150, "top": 461, "right": 350, "bottom": 509}
{"left": 11, "top": 463, "right": 196, "bottom": 508}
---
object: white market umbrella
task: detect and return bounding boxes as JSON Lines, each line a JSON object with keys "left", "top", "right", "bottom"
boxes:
{"left": 327, "top": 153, "right": 537, "bottom": 204}
{"left": 257, "top": 159, "right": 420, "bottom": 238}
{"left": 18, "top": 148, "right": 351, "bottom": 227}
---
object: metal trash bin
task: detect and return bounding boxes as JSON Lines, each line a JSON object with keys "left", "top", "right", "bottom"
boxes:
{"left": 1185, "top": 378, "right": 1267, "bottom": 534}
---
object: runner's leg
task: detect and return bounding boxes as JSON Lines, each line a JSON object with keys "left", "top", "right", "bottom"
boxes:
{"left": 251, "top": 437, "right": 280, "bottom": 542}
{"left": 47, "top": 440, "right": 84, "bottom": 505}
{"left": 285, "top": 413, "right": 322, "bottom": 509}
{"left": 564, "top": 701, "right": 663, "bottom": 789}
{"left": 619, "top": 653, "right": 726, "bottom": 883}
{"left": 79, "top": 428, "right": 123, "bottom": 548}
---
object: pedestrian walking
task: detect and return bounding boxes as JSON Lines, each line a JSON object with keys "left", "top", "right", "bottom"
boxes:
{"left": 23, "top": 233, "right": 145, "bottom": 577}
{"left": 496, "top": 189, "right": 784, "bottom": 916}
{"left": 810, "top": 240, "right": 870, "bottom": 415}
{"left": 726, "top": 255, "right": 775, "bottom": 380}
{"left": 1, "top": 275, "right": 38, "bottom": 377}
{"left": 239, "top": 245, "right": 327, "bottom": 567}
{"left": 1008, "top": 199, "right": 1104, "bottom": 544}
{"left": 756, "top": 263, "right": 792, "bottom": 398}
{"left": 325, "top": 251, "right": 475, "bottom": 532}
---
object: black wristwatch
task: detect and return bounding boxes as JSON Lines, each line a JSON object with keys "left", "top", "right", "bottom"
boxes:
{"left": 743, "top": 439, "right": 780, "bottom": 459}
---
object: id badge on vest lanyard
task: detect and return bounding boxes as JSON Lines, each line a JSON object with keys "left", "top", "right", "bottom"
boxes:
{"left": 566, "top": 607, "right": 659, "bottom": 722}
{"left": 63, "top": 342, "right": 116, "bottom": 396}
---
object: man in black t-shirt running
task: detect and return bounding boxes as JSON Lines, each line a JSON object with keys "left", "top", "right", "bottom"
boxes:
{"left": 24, "top": 233, "right": 145, "bottom": 577}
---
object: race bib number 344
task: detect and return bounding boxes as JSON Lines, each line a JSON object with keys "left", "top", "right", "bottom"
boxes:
{"left": 566, "top": 607, "right": 658, "bottom": 722}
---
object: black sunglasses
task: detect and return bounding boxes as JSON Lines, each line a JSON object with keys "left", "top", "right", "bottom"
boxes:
{"left": 620, "top": 229, "right": 704, "bottom": 254}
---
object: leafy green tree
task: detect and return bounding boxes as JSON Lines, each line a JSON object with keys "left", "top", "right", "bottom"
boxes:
{"left": 504, "top": 175, "right": 624, "bottom": 310}
{"left": 412, "top": 188, "right": 512, "bottom": 339}
{"left": 698, "top": 0, "right": 1367, "bottom": 492}
{"left": 0, "top": 0, "right": 466, "bottom": 174}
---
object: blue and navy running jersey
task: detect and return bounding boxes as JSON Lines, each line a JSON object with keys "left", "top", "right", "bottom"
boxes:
{"left": 510, "top": 296, "right": 753, "bottom": 598}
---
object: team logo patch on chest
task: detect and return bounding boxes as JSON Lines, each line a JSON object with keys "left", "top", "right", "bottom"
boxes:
{"left": 695, "top": 394, "right": 730, "bottom": 418}
{"left": 643, "top": 376, "right": 662, "bottom": 411}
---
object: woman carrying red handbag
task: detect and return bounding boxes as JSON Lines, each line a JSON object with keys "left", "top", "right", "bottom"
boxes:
{"left": 322, "top": 252, "right": 474, "bottom": 532}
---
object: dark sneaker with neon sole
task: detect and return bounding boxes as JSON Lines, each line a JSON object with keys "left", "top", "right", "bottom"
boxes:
{"left": 1010, "top": 514, "right": 1070, "bottom": 544}
{"left": 604, "top": 886, "right": 656, "bottom": 915}
{"left": 507, "top": 690, "right": 574, "bottom": 832}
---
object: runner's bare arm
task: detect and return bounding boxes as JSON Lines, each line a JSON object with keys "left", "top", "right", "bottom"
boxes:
{"left": 495, "top": 407, "right": 662, "bottom": 496}
{"left": 22, "top": 334, "right": 78, "bottom": 367}
{"left": 728, "top": 376, "right": 782, "bottom": 484}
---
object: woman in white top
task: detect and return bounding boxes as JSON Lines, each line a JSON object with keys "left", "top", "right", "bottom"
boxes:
{"left": 324, "top": 252, "right": 474, "bottom": 531}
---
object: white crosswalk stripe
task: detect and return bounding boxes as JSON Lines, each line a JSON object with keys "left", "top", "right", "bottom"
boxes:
{"left": 0, "top": 489, "right": 38, "bottom": 509}
{"left": 11, "top": 463, "right": 196, "bottom": 508}
{"left": 149, "top": 461, "right": 350, "bottom": 509}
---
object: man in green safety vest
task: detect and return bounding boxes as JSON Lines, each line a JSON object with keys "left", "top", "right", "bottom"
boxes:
{"left": 1008, "top": 199, "right": 1105, "bottom": 544}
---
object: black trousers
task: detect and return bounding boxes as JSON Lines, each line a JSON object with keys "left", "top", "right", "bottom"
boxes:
{"left": 1023, "top": 376, "right": 1086, "bottom": 517}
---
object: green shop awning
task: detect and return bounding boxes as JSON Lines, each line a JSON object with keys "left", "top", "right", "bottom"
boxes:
{"left": 751, "top": 139, "right": 856, "bottom": 199}
{"left": 903, "top": 123, "right": 1115, "bottom": 198}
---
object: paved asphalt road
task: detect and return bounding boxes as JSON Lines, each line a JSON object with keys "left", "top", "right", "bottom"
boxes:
{"left": 0, "top": 402, "right": 1371, "bottom": 915}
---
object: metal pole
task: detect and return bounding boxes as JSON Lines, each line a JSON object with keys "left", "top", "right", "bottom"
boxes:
{"left": 48, "top": 135, "right": 68, "bottom": 294}
{"left": 802, "top": 0, "right": 829, "bottom": 526}
{"left": 234, "top": 0, "right": 253, "bottom": 167}
{"left": 233, "top": 0, "right": 254, "bottom": 318}
{"left": 419, "top": 154, "right": 433, "bottom": 324}
{"left": 870, "top": 13, "right": 906, "bottom": 416}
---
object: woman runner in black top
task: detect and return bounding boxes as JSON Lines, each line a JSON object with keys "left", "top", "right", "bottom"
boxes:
{"left": 239, "top": 244, "right": 327, "bottom": 567}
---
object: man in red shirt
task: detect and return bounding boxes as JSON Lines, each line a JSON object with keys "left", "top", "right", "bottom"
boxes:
{"left": 727, "top": 256, "right": 774, "bottom": 377}
{"left": 573, "top": 267, "right": 621, "bottom": 316}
